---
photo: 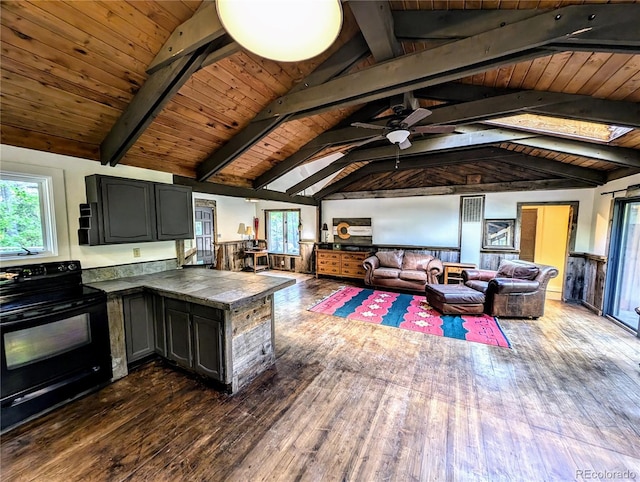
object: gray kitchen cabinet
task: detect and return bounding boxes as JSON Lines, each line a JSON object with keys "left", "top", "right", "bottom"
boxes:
{"left": 123, "top": 292, "right": 155, "bottom": 366}
{"left": 192, "top": 305, "right": 223, "bottom": 380}
{"left": 165, "top": 299, "right": 192, "bottom": 370}
{"left": 153, "top": 295, "right": 166, "bottom": 357}
{"left": 79, "top": 175, "right": 193, "bottom": 245}
{"left": 85, "top": 175, "right": 155, "bottom": 244}
{"left": 163, "top": 298, "right": 224, "bottom": 382}
{"left": 155, "top": 184, "right": 194, "bottom": 241}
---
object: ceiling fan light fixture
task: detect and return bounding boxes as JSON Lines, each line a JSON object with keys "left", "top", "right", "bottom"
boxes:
{"left": 386, "top": 129, "right": 410, "bottom": 145}
{"left": 216, "top": 0, "right": 343, "bottom": 62}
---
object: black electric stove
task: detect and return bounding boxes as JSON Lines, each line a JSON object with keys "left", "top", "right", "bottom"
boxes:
{"left": 0, "top": 261, "right": 112, "bottom": 432}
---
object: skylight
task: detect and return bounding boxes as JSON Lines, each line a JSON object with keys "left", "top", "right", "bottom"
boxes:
{"left": 484, "top": 113, "right": 632, "bottom": 144}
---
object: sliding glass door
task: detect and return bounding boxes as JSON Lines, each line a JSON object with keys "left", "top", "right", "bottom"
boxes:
{"left": 606, "top": 197, "right": 640, "bottom": 333}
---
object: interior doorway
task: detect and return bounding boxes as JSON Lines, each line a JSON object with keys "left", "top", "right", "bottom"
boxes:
{"left": 195, "top": 206, "right": 214, "bottom": 265}
{"left": 181, "top": 198, "right": 217, "bottom": 266}
{"left": 517, "top": 202, "right": 577, "bottom": 301}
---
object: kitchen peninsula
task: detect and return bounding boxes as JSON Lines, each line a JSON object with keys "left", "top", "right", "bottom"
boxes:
{"left": 88, "top": 269, "right": 295, "bottom": 393}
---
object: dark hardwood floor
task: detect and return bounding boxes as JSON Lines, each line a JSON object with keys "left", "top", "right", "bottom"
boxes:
{"left": 2, "top": 275, "right": 639, "bottom": 481}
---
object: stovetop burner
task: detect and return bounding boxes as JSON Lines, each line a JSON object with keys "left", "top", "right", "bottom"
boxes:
{"left": 0, "top": 260, "right": 105, "bottom": 321}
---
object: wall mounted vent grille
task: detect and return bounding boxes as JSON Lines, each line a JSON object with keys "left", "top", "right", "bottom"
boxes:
{"left": 461, "top": 196, "right": 484, "bottom": 223}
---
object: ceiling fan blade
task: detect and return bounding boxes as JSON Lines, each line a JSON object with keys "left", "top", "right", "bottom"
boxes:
{"left": 402, "top": 108, "right": 432, "bottom": 127}
{"left": 351, "top": 122, "right": 385, "bottom": 130}
{"left": 399, "top": 139, "right": 412, "bottom": 150}
{"left": 411, "top": 125, "right": 456, "bottom": 134}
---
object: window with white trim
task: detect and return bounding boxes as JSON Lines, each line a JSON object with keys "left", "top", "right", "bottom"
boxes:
{"left": 0, "top": 171, "right": 57, "bottom": 258}
{"left": 266, "top": 209, "right": 300, "bottom": 255}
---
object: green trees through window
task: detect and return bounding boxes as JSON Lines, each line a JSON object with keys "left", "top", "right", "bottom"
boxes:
{"left": 0, "top": 178, "right": 45, "bottom": 254}
{"left": 266, "top": 209, "right": 300, "bottom": 255}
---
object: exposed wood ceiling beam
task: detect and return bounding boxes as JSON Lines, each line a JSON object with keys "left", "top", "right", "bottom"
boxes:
{"left": 323, "top": 179, "right": 594, "bottom": 200}
{"left": 253, "top": 98, "right": 393, "bottom": 189}
{"left": 195, "top": 34, "right": 370, "bottom": 182}
{"left": 286, "top": 128, "right": 539, "bottom": 195}
{"left": 173, "top": 176, "right": 317, "bottom": 206}
{"left": 421, "top": 91, "right": 586, "bottom": 125}
{"left": 393, "top": 8, "right": 640, "bottom": 55}
{"left": 313, "top": 147, "right": 606, "bottom": 199}
{"left": 348, "top": 1, "right": 402, "bottom": 61}
{"left": 254, "top": 5, "right": 636, "bottom": 120}
{"left": 287, "top": 117, "right": 640, "bottom": 195}
{"left": 261, "top": 89, "right": 606, "bottom": 189}
{"left": 512, "top": 137, "right": 640, "bottom": 168}
{"left": 200, "top": 39, "right": 241, "bottom": 69}
{"left": 530, "top": 99, "right": 640, "bottom": 129}
{"left": 607, "top": 167, "right": 640, "bottom": 182}
{"left": 419, "top": 84, "right": 640, "bottom": 128}
{"left": 100, "top": 41, "right": 220, "bottom": 167}
{"left": 147, "top": 2, "right": 225, "bottom": 74}
{"left": 393, "top": 9, "right": 543, "bottom": 41}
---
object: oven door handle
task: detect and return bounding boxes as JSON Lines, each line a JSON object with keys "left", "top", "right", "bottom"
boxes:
{"left": 0, "top": 298, "right": 103, "bottom": 327}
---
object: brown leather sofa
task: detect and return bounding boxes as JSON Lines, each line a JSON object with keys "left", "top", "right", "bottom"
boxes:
{"left": 462, "top": 259, "right": 559, "bottom": 318}
{"left": 363, "top": 250, "right": 443, "bottom": 293}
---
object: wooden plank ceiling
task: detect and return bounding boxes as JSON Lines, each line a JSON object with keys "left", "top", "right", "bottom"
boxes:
{"left": 1, "top": 0, "right": 639, "bottom": 204}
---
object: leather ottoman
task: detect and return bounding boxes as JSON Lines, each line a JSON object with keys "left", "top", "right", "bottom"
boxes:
{"left": 425, "top": 284, "right": 485, "bottom": 315}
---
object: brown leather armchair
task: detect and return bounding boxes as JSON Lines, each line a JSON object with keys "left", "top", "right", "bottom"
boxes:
{"left": 462, "top": 259, "right": 558, "bottom": 318}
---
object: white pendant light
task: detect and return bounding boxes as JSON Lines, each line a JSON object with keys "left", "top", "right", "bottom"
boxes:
{"left": 386, "top": 129, "right": 410, "bottom": 145}
{"left": 216, "top": 0, "right": 343, "bottom": 62}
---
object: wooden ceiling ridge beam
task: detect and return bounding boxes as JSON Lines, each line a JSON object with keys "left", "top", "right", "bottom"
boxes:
{"left": 322, "top": 179, "right": 595, "bottom": 201}
{"left": 253, "top": 98, "right": 393, "bottom": 189}
{"left": 348, "top": 1, "right": 402, "bottom": 61}
{"left": 195, "top": 34, "right": 370, "bottom": 182}
{"left": 100, "top": 41, "right": 221, "bottom": 167}
{"left": 254, "top": 4, "right": 636, "bottom": 120}
{"left": 286, "top": 129, "right": 540, "bottom": 195}
{"left": 173, "top": 176, "right": 318, "bottom": 206}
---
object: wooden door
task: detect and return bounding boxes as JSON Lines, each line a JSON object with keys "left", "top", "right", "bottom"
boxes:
{"left": 520, "top": 209, "right": 537, "bottom": 262}
{"left": 195, "top": 206, "right": 214, "bottom": 264}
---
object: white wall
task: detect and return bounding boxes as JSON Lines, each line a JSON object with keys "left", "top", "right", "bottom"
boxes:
{"left": 591, "top": 173, "right": 640, "bottom": 255}
{"left": 1, "top": 145, "right": 175, "bottom": 268}
{"left": 322, "top": 189, "right": 597, "bottom": 249}
{"left": 322, "top": 196, "right": 460, "bottom": 246}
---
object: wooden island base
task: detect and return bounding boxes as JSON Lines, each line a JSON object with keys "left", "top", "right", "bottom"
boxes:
{"left": 92, "top": 269, "right": 295, "bottom": 394}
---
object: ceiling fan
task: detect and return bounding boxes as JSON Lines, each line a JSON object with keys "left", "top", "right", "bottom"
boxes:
{"left": 350, "top": 93, "right": 456, "bottom": 150}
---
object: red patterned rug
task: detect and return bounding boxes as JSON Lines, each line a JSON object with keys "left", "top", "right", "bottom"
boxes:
{"left": 309, "top": 286, "right": 511, "bottom": 348}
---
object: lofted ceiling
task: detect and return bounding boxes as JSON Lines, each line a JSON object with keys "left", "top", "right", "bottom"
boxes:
{"left": 1, "top": 1, "right": 639, "bottom": 206}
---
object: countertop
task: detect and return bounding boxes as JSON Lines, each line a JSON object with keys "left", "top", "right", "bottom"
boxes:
{"left": 87, "top": 269, "right": 296, "bottom": 311}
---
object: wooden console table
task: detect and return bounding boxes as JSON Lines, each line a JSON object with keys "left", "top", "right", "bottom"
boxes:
{"left": 442, "top": 262, "right": 476, "bottom": 284}
{"left": 244, "top": 249, "right": 269, "bottom": 273}
{"left": 316, "top": 248, "right": 368, "bottom": 279}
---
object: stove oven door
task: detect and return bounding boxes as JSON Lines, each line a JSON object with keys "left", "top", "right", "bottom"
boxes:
{"left": 1, "top": 297, "right": 112, "bottom": 431}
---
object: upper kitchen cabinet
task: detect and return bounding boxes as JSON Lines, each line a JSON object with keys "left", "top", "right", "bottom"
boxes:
{"left": 79, "top": 175, "right": 193, "bottom": 245}
{"left": 155, "top": 184, "right": 194, "bottom": 241}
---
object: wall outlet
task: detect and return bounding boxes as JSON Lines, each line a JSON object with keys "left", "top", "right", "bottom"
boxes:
{"left": 133, "top": 248, "right": 141, "bottom": 258}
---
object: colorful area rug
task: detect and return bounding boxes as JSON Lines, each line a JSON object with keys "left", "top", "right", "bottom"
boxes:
{"left": 309, "top": 286, "right": 511, "bottom": 348}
